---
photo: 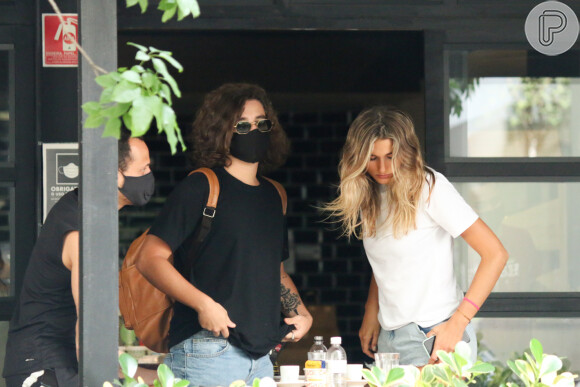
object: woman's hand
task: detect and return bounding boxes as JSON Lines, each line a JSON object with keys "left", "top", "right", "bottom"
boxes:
{"left": 359, "top": 308, "right": 381, "bottom": 359}
{"left": 426, "top": 315, "right": 468, "bottom": 364}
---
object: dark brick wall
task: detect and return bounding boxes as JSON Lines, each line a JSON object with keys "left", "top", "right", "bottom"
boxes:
{"left": 119, "top": 109, "right": 373, "bottom": 365}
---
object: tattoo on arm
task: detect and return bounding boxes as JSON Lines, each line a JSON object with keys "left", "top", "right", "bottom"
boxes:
{"left": 281, "top": 284, "right": 301, "bottom": 316}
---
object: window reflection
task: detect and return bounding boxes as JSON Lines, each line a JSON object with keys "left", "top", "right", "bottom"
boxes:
{"left": 447, "top": 50, "right": 580, "bottom": 157}
{"left": 473, "top": 318, "right": 580, "bottom": 375}
{"left": 453, "top": 182, "right": 580, "bottom": 292}
{"left": 0, "top": 187, "right": 10, "bottom": 297}
{"left": 0, "top": 49, "right": 9, "bottom": 163}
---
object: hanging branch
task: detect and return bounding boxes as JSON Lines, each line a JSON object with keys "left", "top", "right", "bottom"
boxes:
{"left": 45, "top": 0, "right": 200, "bottom": 154}
{"left": 47, "top": 0, "right": 108, "bottom": 77}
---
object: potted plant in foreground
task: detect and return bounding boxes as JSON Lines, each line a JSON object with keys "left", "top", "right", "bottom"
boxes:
{"left": 361, "top": 339, "right": 577, "bottom": 387}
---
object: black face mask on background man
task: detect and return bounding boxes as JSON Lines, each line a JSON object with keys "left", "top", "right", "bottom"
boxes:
{"left": 229, "top": 130, "right": 271, "bottom": 163}
{"left": 119, "top": 171, "right": 155, "bottom": 206}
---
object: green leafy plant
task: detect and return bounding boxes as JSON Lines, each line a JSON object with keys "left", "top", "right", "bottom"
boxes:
{"left": 81, "top": 43, "right": 186, "bottom": 154}
{"left": 449, "top": 77, "right": 480, "bottom": 117}
{"left": 363, "top": 341, "right": 494, "bottom": 387}
{"left": 504, "top": 339, "right": 577, "bottom": 387}
{"left": 104, "top": 352, "right": 189, "bottom": 387}
{"left": 126, "top": 0, "right": 200, "bottom": 22}
{"left": 48, "top": 0, "right": 200, "bottom": 153}
{"left": 362, "top": 365, "right": 406, "bottom": 387}
{"left": 507, "top": 77, "right": 571, "bottom": 157}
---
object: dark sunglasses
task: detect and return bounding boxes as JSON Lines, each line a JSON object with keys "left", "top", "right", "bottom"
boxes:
{"left": 233, "top": 119, "right": 273, "bottom": 134}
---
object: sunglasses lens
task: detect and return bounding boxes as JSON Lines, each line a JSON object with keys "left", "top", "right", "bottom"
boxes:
{"left": 235, "top": 121, "right": 252, "bottom": 134}
{"left": 257, "top": 119, "right": 273, "bottom": 132}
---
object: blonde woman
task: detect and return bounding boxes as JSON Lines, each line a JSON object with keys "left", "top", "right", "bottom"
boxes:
{"left": 325, "top": 106, "right": 508, "bottom": 366}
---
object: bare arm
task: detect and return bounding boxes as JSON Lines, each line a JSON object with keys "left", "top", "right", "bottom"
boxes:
{"left": 428, "top": 218, "right": 508, "bottom": 363}
{"left": 62, "top": 231, "right": 80, "bottom": 360}
{"left": 280, "top": 263, "right": 313, "bottom": 342}
{"left": 136, "top": 234, "right": 236, "bottom": 337}
{"left": 359, "top": 273, "right": 380, "bottom": 359}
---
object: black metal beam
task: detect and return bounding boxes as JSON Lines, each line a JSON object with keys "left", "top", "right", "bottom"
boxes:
{"left": 78, "top": 0, "right": 118, "bottom": 384}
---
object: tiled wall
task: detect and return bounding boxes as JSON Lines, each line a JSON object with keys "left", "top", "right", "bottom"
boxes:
{"left": 119, "top": 110, "right": 373, "bottom": 364}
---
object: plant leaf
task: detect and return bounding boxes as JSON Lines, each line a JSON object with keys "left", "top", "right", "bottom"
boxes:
{"left": 189, "top": 0, "right": 200, "bottom": 18}
{"left": 111, "top": 80, "right": 142, "bottom": 103}
{"left": 157, "top": 52, "right": 183, "bottom": 72}
{"left": 95, "top": 73, "right": 119, "bottom": 88}
{"left": 362, "top": 367, "right": 381, "bottom": 387}
{"left": 126, "top": 0, "right": 139, "bottom": 8}
{"left": 467, "top": 361, "right": 495, "bottom": 374}
{"left": 142, "top": 72, "right": 160, "bottom": 91}
{"left": 127, "top": 42, "right": 149, "bottom": 52}
{"left": 152, "top": 58, "right": 181, "bottom": 98}
{"left": 385, "top": 367, "right": 405, "bottom": 386}
{"left": 160, "top": 83, "right": 172, "bottom": 104}
{"left": 135, "top": 50, "right": 151, "bottom": 62}
{"left": 121, "top": 70, "right": 142, "bottom": 84}
{"left": 539, "top": 355, "right": 562, "bottom": 377}
{"left": 81, "top": 101, "right": 102, "bottom": 115}
{"left": 161, "top": 7, "right": 177, "bottom": 22}
{"left": 130, "top": 97, "right": 155, "bottom": 136}
{"left": 158, "top": 0, "right": 175, "bottom": 11}
{"left": 99, "top": 88, "right": 114, "bottom": 104}
{"left": 530, "top": 339, "right": 543, "bottom": 363}
{"left": 158, "top": 364, "right": 175, "bottom": 387}
{"left": 137, "top": 0, "right": 148, "bottom": 13}
{"left": 103, "top": 117, "right": 122, "bottom": 139}
{"left": 119, "top": 353, "right": 138, "bottom": 378}
{"left": 84, "top": 113, "right": 105, "bottom": 129}
{"left": 176, "top": 0, "right": 191, "bottom": 20}
{"left": 174, "top": 380, "right": 190, "bottom": 387}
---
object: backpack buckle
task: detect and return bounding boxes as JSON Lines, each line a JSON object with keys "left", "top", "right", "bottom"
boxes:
{"left": 203, "top": 207, "right": 216, "bottom": 218}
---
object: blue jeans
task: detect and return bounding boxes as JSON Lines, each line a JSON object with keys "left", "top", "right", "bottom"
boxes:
{"left": 377, "top": 322, "right": 477, "bottom": 367}
{"left": 164, "top": 330, "right": 274, "bottom": 387}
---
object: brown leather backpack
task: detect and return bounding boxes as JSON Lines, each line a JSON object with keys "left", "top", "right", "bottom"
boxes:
{"left": 119, "top": 168, "right": 287, "bottom": 353}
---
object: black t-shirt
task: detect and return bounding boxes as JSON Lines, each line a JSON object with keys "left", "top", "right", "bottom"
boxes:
{"left": 149, "top": 167, "right": 290, "bottom": 358}
{"left": 3, "top": 190, "right": 79, "bottom": 377}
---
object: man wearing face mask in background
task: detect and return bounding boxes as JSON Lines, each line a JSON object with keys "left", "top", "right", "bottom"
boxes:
{"left": 3, "top": 131, "right": 154, "bottom": 387}
{"left": 137, "top": 83, "right": 313, "bottom": 386}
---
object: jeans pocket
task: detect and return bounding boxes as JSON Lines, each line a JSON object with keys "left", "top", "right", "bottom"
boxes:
{"left": 190, "top": 336, "right": 230, "bottom": 359}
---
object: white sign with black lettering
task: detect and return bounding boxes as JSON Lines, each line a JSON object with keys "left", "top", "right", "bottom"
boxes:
{"left": 42, "top": 143, "right": 79, "bottom": 221}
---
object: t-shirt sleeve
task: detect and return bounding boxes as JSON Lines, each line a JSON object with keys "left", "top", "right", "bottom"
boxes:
{"left": 149, "top": 172, "right": 210, "bottom": 252}
{"left": 425, "top": 172, "right": 478, "bottom": 238}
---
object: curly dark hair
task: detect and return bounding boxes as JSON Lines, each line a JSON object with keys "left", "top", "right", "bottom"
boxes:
{"left": 188, "top": 83, "right": 290, "bottom": 173}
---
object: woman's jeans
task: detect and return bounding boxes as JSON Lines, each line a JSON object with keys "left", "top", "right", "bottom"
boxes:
{"left": 164, "top": 330, "right": 273, "bottom": 387}
{"left": 377, "top": 321, "right": 477, "bottom": 366}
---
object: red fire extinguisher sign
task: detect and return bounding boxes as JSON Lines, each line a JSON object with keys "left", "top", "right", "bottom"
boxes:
{"left": 42, "top": 14, "right": 78, "bottom": 67}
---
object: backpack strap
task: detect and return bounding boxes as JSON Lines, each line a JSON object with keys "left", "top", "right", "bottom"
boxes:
{"left": 263, "top": 177, "right": 287, "bottom": 215}
{"left": 183, "top": 168, "right": 219, "bottom": 281}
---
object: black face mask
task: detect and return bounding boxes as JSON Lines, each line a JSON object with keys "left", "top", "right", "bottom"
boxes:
{"left": 229, "top": 130, "right": 271, "bottom": 163}
{"left": 119, "top": 171, "right": 155, "bottom": 206}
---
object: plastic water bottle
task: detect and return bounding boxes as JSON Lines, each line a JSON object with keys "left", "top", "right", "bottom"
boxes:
{"left": 308, "top": 336, "right": 328, "bottom": 361}
{"left": 326, "top": 336, "right": 347, "bottom": 387}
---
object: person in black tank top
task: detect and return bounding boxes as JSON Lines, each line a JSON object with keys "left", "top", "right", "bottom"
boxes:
{"left": 138, "top": 83, "right": 313, "bottom": 387}
{"left": 3, "top": 133, "right": 154, "bottom": 387}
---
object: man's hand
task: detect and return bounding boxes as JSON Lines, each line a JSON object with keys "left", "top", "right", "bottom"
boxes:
{"left": 197, "top": 298, "right": 236, "bottom": 338}
{"left": 359, "top": 308, "right": 380, "bottom": 359}
{"left": 283, "top": 314, "right": 313, "bottom": 342}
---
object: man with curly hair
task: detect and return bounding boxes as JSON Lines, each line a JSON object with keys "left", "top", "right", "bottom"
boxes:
{"left": 137, "top": 83, "right": 313, "bottom": 386}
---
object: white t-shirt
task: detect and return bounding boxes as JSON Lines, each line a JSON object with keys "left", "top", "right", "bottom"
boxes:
{"left": 363, "top": 170, "right": 478, "bottom": 330}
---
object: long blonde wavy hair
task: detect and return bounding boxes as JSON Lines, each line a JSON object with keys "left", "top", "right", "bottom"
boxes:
{"left": 324, "top": 107, "right": 434, "bottom": 239}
